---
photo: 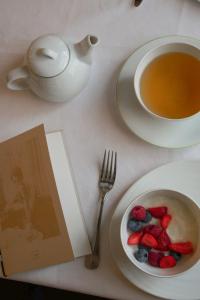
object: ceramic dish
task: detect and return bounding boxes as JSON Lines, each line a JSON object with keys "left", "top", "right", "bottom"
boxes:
{"left": 133, "top": 42, "right": 200, "bottom": 122}
{"left": 117, "top": 35, "right": 200, "bottom": 148}
{"left": 109, "top": 160, "right": 200, "bottom": 300}
{"left": 120, "top": 189, "right": 200, "bottom": 277}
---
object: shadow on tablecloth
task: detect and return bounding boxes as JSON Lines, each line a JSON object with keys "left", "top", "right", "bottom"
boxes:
{"left": 0, "top": 278, "right": 107, "bottom": 300}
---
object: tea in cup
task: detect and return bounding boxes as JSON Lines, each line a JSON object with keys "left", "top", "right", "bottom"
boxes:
{"left": 134, "top": 43, "right": 200, "bottom": 121}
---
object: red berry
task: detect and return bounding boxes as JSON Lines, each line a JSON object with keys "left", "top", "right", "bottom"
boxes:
{"left": 160, "top": 214, "right": 172, "bottom": 229}
{"left": 156, "top": 243, "right": 168, "bottom": 251}
{"left": 148, "top": 206, "right": 168, "bottom": 218}
{"left": 169, "top": 242, "right": 193, "bottom": 254}
{"left": 156, "top": 230, "right": 171, "bottom": 251}
{"left": 131, "top": 205, "right": 146, "bottom": 221}
{"left": 140, "top": 233, "right": 158, "bottom": 248}
{"left": 127, "top": 232, "right": 143, "bottom": 245}
{"left": 143, "top": 224, "right": 163, "bottom": 238}
{"left": 148, "top": 251, "right": 164, "bottom": 267}
{"left": 159, "top": 255, "right": 177, "bottom": 268}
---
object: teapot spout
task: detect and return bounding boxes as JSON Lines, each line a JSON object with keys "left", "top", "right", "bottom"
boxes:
{"left": 85, "top": 35, "right": 99, "bottom": 47}
{"left": 76, "top": 35, "right": 99, "bottom": 63}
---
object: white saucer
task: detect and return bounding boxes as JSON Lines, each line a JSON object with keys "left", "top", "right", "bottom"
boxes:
{"left": 109, "top": 160, "right": 200, "bottom": 300}
{"left": 117, "top": 35, "right": 200, "bottom": 148}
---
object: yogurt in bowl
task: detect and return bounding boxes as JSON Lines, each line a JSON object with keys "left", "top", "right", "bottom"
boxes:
{"left": 120, "top": 189, "right": 200, "bottom": 277}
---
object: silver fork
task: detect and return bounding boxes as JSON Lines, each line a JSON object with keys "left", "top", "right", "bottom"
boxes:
{"left": 85, "top": 150, "right": 117, "bottom": 269}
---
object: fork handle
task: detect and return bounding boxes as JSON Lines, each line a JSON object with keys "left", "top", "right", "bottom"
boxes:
{"left": 85, "top": 192, "right": 105, "bottom": 269}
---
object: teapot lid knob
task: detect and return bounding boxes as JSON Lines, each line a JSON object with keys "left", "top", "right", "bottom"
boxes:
{"left": 27, "top": 34, "right": 70, "bottom": 77}
{"left": 37, "top": 48, "right": 58, "bottom": 60}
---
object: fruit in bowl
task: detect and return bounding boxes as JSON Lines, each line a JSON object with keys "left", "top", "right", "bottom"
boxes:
{"left": 128, "top": 204, "right": 193, "bottom": 268}
{"left": 120, "top": 189, "right": 200, "bottom": 277}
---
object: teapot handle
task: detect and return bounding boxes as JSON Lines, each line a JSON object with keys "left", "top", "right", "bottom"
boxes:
{"left": 7, "top": 66, "right": 29, "bottom": 90}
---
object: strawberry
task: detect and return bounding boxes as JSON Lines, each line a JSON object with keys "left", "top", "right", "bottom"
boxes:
{"left": 169, "top": 242, "right": 193, "bottom": 254}
{"left": 156, "top": 243, "right": 168, "bottom": 251}
{"left": 148, "top": 206, "right": 168, "bottom": 218}
{"left": 127, "top": 232, "right": 143, "bottom": 245}
{"left": 148, "top": 251, "right": 164, "bottom": 267}
{"left": 159, "top": 255, "right": 177, "bottom": 268}
{"left": 160, "top": 214, "right": 172, "bottom": 229}
{"left": 143, "top": 224, "right": 163, "bottom": 238}
{"left": 140, "top": 233, "right": 158, "bottom": 248}
{"left": 157, "top": 230, "right": 171, "bottom": 251}
{"left": 131, "top": 205, "right": 146, "bottom": 221}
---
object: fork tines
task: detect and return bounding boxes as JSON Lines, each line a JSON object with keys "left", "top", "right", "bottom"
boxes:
{"left": 100, "top": 150, "right": 117, "bottom": 184}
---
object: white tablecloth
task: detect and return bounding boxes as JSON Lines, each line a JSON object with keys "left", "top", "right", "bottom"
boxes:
{"left": 1, "top": 0, "right": 200, "bottom": 299}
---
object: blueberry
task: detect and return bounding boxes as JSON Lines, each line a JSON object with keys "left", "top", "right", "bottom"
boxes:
{"left": 134, "top": 248, "right": 149, "bottom": 263}
{"left": 127, "top": 219, "right": 143, "bottom": 232}
{"left": 138, "top": 244, "right": 151, "bottom": 252}
{"left": 142, "top": 211, "right": 152, "bottom": 223}
{"left": 170, "top": 250, "right": 182, "bottom": 261}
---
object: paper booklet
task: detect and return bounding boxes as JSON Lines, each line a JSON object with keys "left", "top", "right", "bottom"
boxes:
{"left": 0, "top": 125, "right": 91, "bottom": 276}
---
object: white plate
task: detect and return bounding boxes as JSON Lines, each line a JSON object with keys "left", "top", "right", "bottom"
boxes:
{"left": 117, "top": 35, "right": 200, "bottom": 149}
{"left": 109, "top": 160, "right": 200, "bottom": 300}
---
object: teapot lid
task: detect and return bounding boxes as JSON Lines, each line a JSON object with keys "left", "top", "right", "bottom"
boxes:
{"left": 27, "top": 34, "right": 69, "bottom": 77}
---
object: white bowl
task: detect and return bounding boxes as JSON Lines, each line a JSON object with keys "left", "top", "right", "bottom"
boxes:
{"left": 120, "top": 189, "right": 200, "bottom": 277}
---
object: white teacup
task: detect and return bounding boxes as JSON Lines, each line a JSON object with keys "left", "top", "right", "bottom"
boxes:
{"left": 134, "top": 42, "right": 200, "bottom": 121}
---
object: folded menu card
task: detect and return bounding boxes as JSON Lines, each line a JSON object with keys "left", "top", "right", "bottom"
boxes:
{"left": 0, "top": 125, "right": 91, "bottom": 276}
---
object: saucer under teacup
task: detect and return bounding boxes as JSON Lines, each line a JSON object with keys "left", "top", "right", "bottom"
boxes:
{"left": 117, "top": 35, "right": 200, "bottom": 148}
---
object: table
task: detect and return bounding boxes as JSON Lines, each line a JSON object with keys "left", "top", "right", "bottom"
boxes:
{"left": 1, "top": 0, "right": 200, "bottom": 299}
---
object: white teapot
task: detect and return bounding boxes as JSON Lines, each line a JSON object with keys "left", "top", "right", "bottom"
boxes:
{"left": 7, "top": 34, "right": 99, "bottom": 102}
